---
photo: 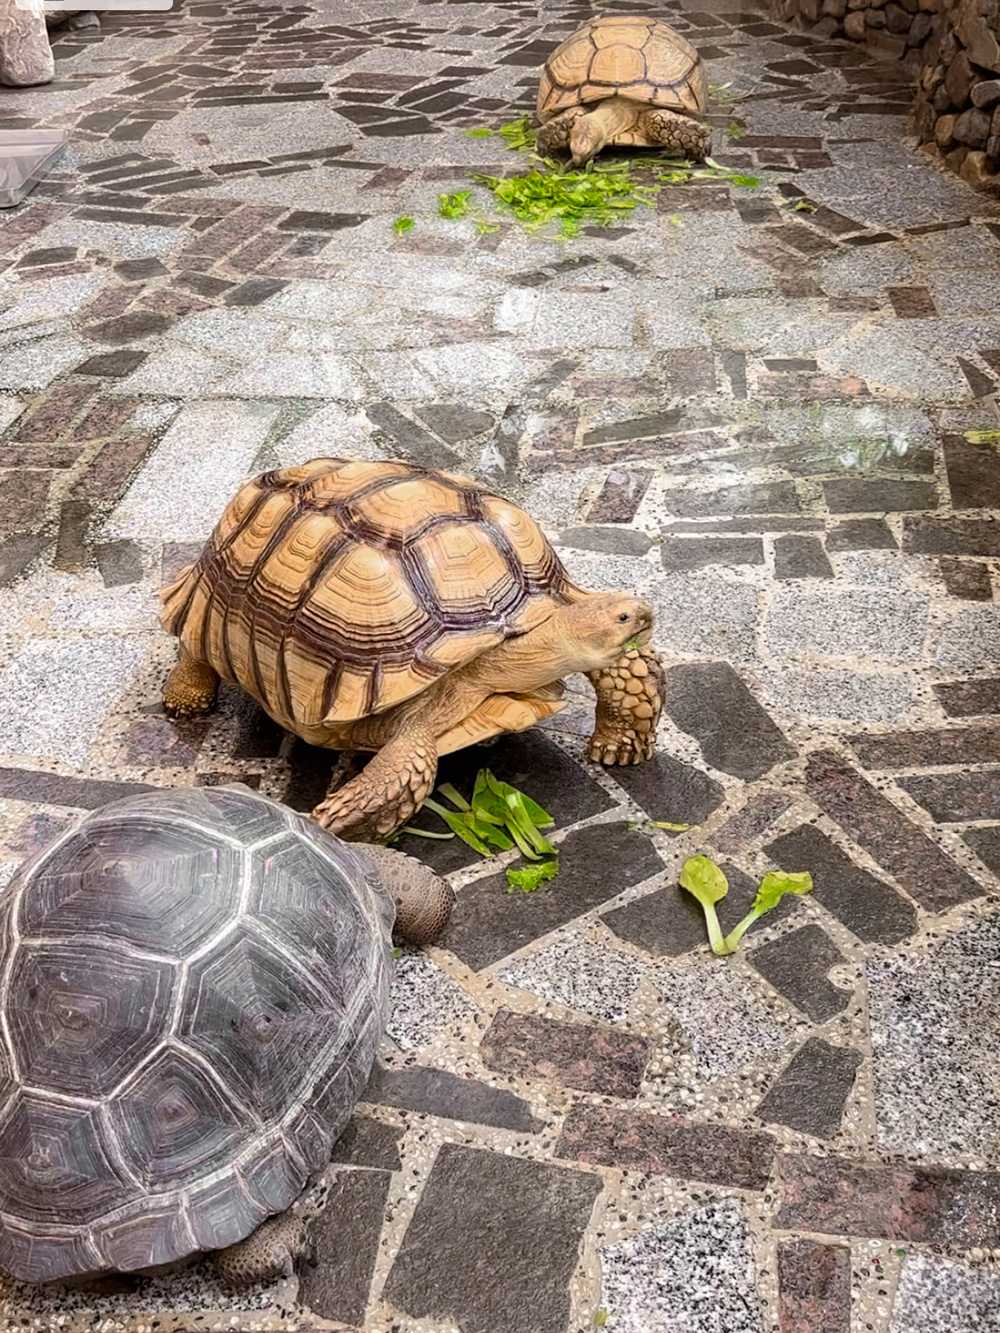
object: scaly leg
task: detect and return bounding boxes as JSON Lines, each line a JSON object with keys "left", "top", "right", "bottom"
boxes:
{"left": 312, "top": 724, "right": 437, "bottom": 842}
{"left": 587, "top": 646, "right": 664, "bottom": 765}
{"left": 641, "top": 107, "right": 711, "bottom": 161}
{"left": 213, "top": 1212, "right": 310, "bottom": 1287}
{"left": 162, "top": 648, "right": 220, "bottom": 718}
{"left": 536, "top": 106, "right": 588, "bottom": 158}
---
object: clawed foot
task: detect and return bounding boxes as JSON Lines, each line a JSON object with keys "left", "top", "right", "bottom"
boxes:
{"left": 588, "top": 729, "right": 656, "bottom": 766}
{"left": 162, "top": 652, "right": 219, "bottom": 719}
{"left": 587, "top": 646, "right": 664, "bottom": 768}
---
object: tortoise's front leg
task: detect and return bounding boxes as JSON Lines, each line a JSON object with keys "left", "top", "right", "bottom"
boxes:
{"left": 312, "top": 724, "right": 438, "bottom": 842}
{"left": 587, "top": 646, "right": 664, "bottom": 766}
{"left": 535, "top": 106, "right": 588, "bottom": 158}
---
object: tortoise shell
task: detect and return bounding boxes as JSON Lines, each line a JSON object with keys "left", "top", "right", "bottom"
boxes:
{"left": 160, "top": 458, "right": 578, "bottom": 738}
{"left": 0, "top": 785, "right": 393, "bottom": 1283}
{"left": 537, "top": 14, "right": 706, "bottom": 121}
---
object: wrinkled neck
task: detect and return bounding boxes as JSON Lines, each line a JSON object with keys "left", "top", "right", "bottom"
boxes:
{"left": 584, "top": 96, "right": 637, "bottom": 138}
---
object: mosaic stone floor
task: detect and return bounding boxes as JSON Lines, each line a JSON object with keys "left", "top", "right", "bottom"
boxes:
{"left": 1, "top": 0, "right": 1000, "bottom": 1330}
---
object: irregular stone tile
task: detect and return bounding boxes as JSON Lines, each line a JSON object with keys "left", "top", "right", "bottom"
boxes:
{"left": 0, "top": 768, "right": 158, "bottom": 810}
{"left": 939, "top": 556, "right": 992, "bottom": 600}
{"left": 891, "top": 1254, "right": 1000, "bottom": 1333}
{"left": 774, "top": 534, "right": 835, "bottom": 580}
{"left": 601, "top": 1202, "right": 763, "bottom": 1333}
{"left": 1, "top": 811, "right": 72, "bottom": 860}
{"left": 94, "top": 540, "right": 143, "bottom": 588}
{"left": 610, "top": 751, "right": 726, "bottom": 827}
{"left": 937, "top": 603, "right": 1000, "bottom": 669}
{"left": 652, "top": 573, "right": 760, "bottom": 664}
{"left": 585, "top": 467, "right": 652, "bottom": 523}
{"left": 120, "top": 716, "right": 208, "bottom": 768}
{"left": 500, "top": 935, "right": 648, "bottom": 1025}
{"left": 774, "top": 1153, "right": 1000, "bottom": 1245}
{"left": 658, "top": 959, "right": 793, "bottom": 1079}
{"left": 299, "top": 1168, "right": 389, "bottom": 1325}
{"left": 766, "top": 825, "right": 917, "bottom": 945}
{"left": 934, "top": 677, "right": 1000, "bottom": 716}
{"left": 415, "top": 403, "right": 494, "bottom": 444}
{"left": 364, "top": 401, "right": 461, "bottom": 471}
{"left": 766, "top": 587, "right": 930, "bottom": 664}
{"left": 557, "top": 526, "right": 652, "bottom": 557}
{"left": 395, "top": 730, "right": 614, "bottom": 873}
{"left": 868, "top": 912, "right": 1000, "bottom": 1159}
{"left": 0, "top": 533, "right": 46, "bottom": 588}
{"left": 778, "top": 1240, "right": 851, "bottom": 1333}
{"left": 903, "top": 516, "right": 1000, "bottom": 556}
{"left": 383, "top": 1144, "right": 601, "bottom": 1333}
{"left": 962, "top": 825, "right": 1000, "bottom": 875}
{"left": 805, "top": 752, "right": 983, "bottom": 911}
{"left": 659, "top": 535, "right": 765, "bottom": 572}
{"left": 756, "top": 1038, "right": 861, "bottom": 1138}
{"left": 442, "top": 822, "right": 664, "bottom": 972}
{"left": 711, "top": 791, "right": 795, "bottom": 856}
{"left": 387, "top": 947, "right": 477, "bottom": 1051}
{"left": 825, "top": 517, "right": 897, "bottom": 551}
{"left": 822, "top": 479, "right": 938, "bottom": 513}
{"left": 363, "top": 1064, "right": 541, "bottom": 1133}
{"left": 848, "top": 725, "right": 1000, "bottom": 768}
{"left": 480, "top": 1008, "right": 650, "bottom": 1098}
{"left": 659, "top": 482, "right": 801, "bottom": 518}
{"left": 330, "top": 1116, "right": 403, "bottom": 1171}
{"left": 944, "top": 435, "right": 1000, "bottom": 511}
{"left": 557, "top": 1104, "right": 775, "bottom": 1191}
{"left": 747, "top": 925, "right": 853, "bottom": 1022}
{"left": 663, "top": 663, "right": 795, "bottom": 780}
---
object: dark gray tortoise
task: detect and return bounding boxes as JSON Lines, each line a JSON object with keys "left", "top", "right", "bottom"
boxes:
{"left": 0, "top": 784, "right": 453, "bottom": 1286}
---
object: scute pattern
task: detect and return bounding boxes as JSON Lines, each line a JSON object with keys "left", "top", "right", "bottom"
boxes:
{"left": 537, "top": 15, "right": 706, "bottom": 120}
{"left": 160, "top": 458, "right": 577, "bottom": 731}
{"left": 0, "top": 785, "right": 393, "bottom": 1283}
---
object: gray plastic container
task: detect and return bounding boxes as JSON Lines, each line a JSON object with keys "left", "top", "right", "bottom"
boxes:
{"left": 0, "top": 130, "right": 67, "bottom": 208}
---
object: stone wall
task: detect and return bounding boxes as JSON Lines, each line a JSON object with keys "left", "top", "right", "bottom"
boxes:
{"left": 768, "top": 0, "right": 1000, "bottom": 193}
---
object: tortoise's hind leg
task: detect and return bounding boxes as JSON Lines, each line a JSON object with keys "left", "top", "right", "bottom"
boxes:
{"left": 587, "top": 646, "right": 664, "bottom": 766}
{"left": 212, "top": 1212, "right": 311, "bottom": 1287}
{"left": 163, "top": 648, "right": 219, "bottom": 719}
{"left": 312, "top": 724, "right": 437, "bottom": 842}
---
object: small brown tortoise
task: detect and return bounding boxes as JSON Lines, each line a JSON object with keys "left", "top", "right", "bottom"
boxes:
{"left": 536, "top": 14, "right": 710, "bottom": 166}
{"left": 160, "top": 459, "right": 664, "bottom": 842}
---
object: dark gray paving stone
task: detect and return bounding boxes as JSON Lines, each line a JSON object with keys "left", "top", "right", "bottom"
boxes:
{"left": 394, "top": 731, "right": 615, "bottom": 873}
{"left": 416, "top": 403, "right": 494, "bottom": 443}
{"left": 778, "top": 1239, "right": 851, "bottom": 1333}
{"left": 383, "top": 1144, "right": 601, "bottom": 1333}
{"left": 822, "top": 479, "right": 938, "bottom": 513}
{"left": 279, "top": 210, "right": 369, "bottom": 231}
{"left": 805, "top": 751, "right": 983, "bottom": 912}
{"left": 774, "top": 1154, "right": 1000, "bottom": 1245}
{"left": 939, "top": 556, "right": 993, "bottom": 600}
{"left": 659, "top": 535, "right": 765, "bottom": 572}
{"left": 610, "top": 752, "right": 726, "bottom": 828}
{"left": 943, "top": 435, "right": 1000, "bottom": 510}
{"left": 934, "top": 677, "right": 1000, "bottom": 716}
{"left": 74, "top": 349, "right": 148, "bottom": 377}
{"left": 660, "top": 482, "right": 801, "bottom": 518}
{"left": 847, "top": 725, "right": 1000, "bottom": 768}
{"left": 825, "top": 517, "right": 897, "bottom": 551}
{"left": 223, "top": 277, "right": 289, "bottom": 306}
{"left": 747, "top": 924, "right": 853, "bottom": 1022}
{"left": 602, "top": 860, "right": 802, "bottom": 957}
{"left": 0, "top": 533, "right": 46, "bottom": 588}
{"left": 160, "top": 539, "right": 203, "bottom": 585}
{"left": 958, "top": 357, "right": 997, "bottom": 399}
{"left": 363, "top": 1064, "right": 541, "bottom": 1132}
{"left": 666, "top": 517, "right": 824, "bottom": 535}
{"left": 299, "top": 1168, "right": 390, "bottom": 1325}
{"left": 755, "top": 1037, "right": 862, "bottom": 1138}
{"left": 557, "top": 1104, "right": 775, "bottom": 1190}
{"left": 94, "top": 539, "right": 142, "bottom": 587}
{"left": 766, "top": 824, "right": 917, "bottom": 945}
{"left": 364, "top": 401, "right": 462, "bottom": 470}
{"left": 899, "top": 770, "right": 1000, "bottom": 823}
{"left": 331, "top": 1115, "right": 403, "bottom": 1170}
{"left": 0, "top": 767, "right": 158, "bottom": 810}
{"left": 85, "top": 311, "right": 174, "bottom": 344}
{"left": 774, "top": 534, "right": 835, "bottom": 579}
{"left": 903, "top": 516, "right": 1000, "bottom": 556}
{"left": 663, "top": 663, "right": 795, "bottom": 780}
{"left": 711, "top": 790, "right": 795, "bottom": 855}
{"left": 480, "top": 1008, "right": 650, "bottom": 1098}
{"left": 443, "top": 820, "right": 664, "bottom": 972}
{"left": 585, "top": 467, "right": 652, "bottom": 523}
{"left": 962, "top": 825, "right": 1000, "bottom": 875}
{"left": 557, "top": 525, "right": 652, "bottom": 556}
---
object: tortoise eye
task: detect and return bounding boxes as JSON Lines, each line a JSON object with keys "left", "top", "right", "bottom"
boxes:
{"left": 617, "top": 612, "right": 630, "bottom": 622}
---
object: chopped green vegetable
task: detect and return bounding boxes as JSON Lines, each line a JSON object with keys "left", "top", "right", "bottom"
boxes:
{"left": 438, "top": 190, "right": 472, "bottom": 219}
{"left": 497, "top": 116, "right": 537, "bottom": 152}
{"left": 792, "top": 199, "right": 817, "bottom": 213}
{"left": 708, "top": 81, "right": 737, "bottom": 105}
{"left": 465, "top": 126, "right": 494, "bottom": 138}
{"left": 728, "top": 173, "right": 760, "bottom": 188}
{"left": 728, "top": 121, "right": 746, "bottom": 140}
{"left": 506, "top": 859, "right": 559, "bottom": 893}
{"left": 397, "top": 825, "right": 454, "bottom": 840}
{"left": 392, "top": 946, "right": 403, "bottom": 959}
{"left": 392, "top": 215, "right": 414, "bottom": 234}
{"left": 651, "top": 820, "right": 691, "bottom": 832}
{"left": 722, "top": 870, "right": 814, "bottom": 953}
{"left": 965, "top": 428, "right": 1000, "bottom": 443}
{"left": 594, "top": 1311, "right": 609, "bottom": 1329}
{"left": 624, "top": 634, "right": 641, "bottom": 652}
{"left": 679, "top": 855, "right": 730, "bottom": 956}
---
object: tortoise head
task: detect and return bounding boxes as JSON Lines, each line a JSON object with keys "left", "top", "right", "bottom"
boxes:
{"left": 568, "top": 112, "right": 609, "bottom": 167}
{"left": 558, "top": 593, "right": 654, "bottom": 669}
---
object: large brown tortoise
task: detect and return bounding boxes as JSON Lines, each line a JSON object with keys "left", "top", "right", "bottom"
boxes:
{"left": 160, "top": 459, "right": 664, "bottom": 841}
{"left": 536, "top": 14, "right": 710, "bottom": 166}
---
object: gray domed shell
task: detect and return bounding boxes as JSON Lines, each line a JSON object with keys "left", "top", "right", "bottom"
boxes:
{"left": 0, "top": 784, "right": 394, "bottom": 1284}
